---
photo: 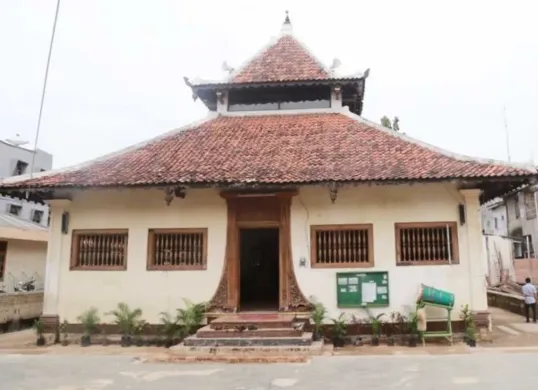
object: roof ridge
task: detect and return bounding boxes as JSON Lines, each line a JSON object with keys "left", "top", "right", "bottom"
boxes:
{"left": 0, "top": 113, "right": 219, "bottom": 186}
{"left": 340, "top": 110, "right": 538, "bottom": 173}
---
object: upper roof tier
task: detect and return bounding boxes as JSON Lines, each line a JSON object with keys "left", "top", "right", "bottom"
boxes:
{"left": 185, "top": 13, "right": 367, "bottom": 88}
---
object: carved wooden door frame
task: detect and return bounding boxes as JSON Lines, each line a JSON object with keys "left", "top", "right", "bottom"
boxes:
{"left": 208, "top": 191, "right": 311, "bottom": 312}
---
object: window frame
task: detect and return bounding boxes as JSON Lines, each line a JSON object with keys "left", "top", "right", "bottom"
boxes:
{"left": 31, "top": 209, "right": 44, "bottom": 224}
{"left": 395, "top": 222, "right": 459, "bottom": 266}
{"left": 310, "top": 224, "right": 374, "bottom": 269}
{"left": 70, "top": 229, "right": 129, "bottom": 271}
{"left": 147, "top": 228, "right": 208, "bottom": 271}
{"left": 7, "top": 204, "right": 22, "bottom": 216}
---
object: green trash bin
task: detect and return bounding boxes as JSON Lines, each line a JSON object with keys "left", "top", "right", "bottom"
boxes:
{"left": 417, "top": 284, "right": 455, "bottom": 308}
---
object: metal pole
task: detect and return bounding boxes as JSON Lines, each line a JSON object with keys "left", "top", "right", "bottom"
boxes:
{"left": 29, "top": 0, "right": 61, "bottom": 177}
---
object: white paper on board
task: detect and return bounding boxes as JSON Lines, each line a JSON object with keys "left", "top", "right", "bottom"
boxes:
{"left": 377, "top": 286, "right": 388, "bottom": 294}
{"left": 362, "top": 282, "right": 377, "bottom": 303}
{"left": 349, "top": 285, "right": 358, "bottom": 292}
{"left": 338, "top": 278, "right": 348, "bottom": 285}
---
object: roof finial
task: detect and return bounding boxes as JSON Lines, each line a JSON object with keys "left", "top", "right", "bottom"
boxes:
{"left": 281, "top": 10, "right": 293, "bottom": 35}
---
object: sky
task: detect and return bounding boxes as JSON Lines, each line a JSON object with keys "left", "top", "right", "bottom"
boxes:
{"left": 1, "top": 0, "right": 537, "bottom": 169}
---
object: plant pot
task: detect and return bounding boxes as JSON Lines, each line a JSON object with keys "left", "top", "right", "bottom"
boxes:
{"left": 312, "top": 332, "right": 321, "bottom": 342}
{"left": 80, "top": 335, "right": 91, "bottom": 347}
{"left": 164, "top": 339, "right": 174, "bottom": 348}
{"left": 61, "top": 339, "right": 69, "bottom": 347}
{"left": 371, "top": 337, "right": 379, "bottom": 346}
{"left": 387, "top": 336, "right": 395, "bottom": 346}
{"left": 36, "top": 336, "right": 46, "bottom": 346}
{"left": 120, "top": 335, "right": 132, "bottom": 347}
{"left": 332, "top": 337, "right": 345, "bottom": 348}
{"left": 136, "top": 339, "right": 144, "bottom": 347}
{"left": 467, "top": 339, "right": 476, "bottom": 347}
{"left": 155, "top": 339, "right": 164, "bottom": 347}
{"left": 408, "top": 334, "right": 418, "bottom": 348}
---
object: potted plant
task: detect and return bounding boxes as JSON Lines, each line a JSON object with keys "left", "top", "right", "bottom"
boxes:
{"left": 367, "top": 312, "right": 385, "bottom": 346}
{"left": 407, "top": 312, "right": 419, "bottom": 347}
{"left": 331, "top": 313, "right": 348, "bottom": 348}
{"left": 33, "top": 318, "right": 46, "bottom": 346}
{"left": 160, "top": 311, "right": 180, "bottom": 348}
{"left": 310, "top": 303, "right": 327, "bottom": 342}
{"left": 59, "top": 320, "right": 69, "bottom": 346}
{"left": 466, "top": 321, "right": 477, "bottom": 347}
{"left": 77, "top": 307, "right": 100, "bottom": 347}
{"left": 176, "top": 299, "right": 207, "bottom": 338}
{"left": 107, "top": 303, "right": 143, "bottom": 347}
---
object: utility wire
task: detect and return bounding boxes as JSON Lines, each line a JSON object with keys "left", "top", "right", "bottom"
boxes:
{"left": 29, "top": 0, "right": 61, "bottom": 178}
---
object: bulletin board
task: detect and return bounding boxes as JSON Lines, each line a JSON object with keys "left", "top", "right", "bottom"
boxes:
{"left": 336, "top": 271, "right": 389, "bottom": 308}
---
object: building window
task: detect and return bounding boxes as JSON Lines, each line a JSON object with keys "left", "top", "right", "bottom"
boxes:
{"left": 395, "top": 222, "right": 459, "bottom": 265}
{"left": 494, "top": 218, "right": 498, "bottom": 229}
{"left": 70, "top": 230, "right": 128, "bottom": 270}
{"left": 31, "top": 210, "right": 44, "bottom": 224}
{"left": 147, "top": 229, "right": 207, "bottom": 270}
{"left": 7, "top": 204, "right": 22, "bottom": 216}
{"left": 0, "top": 241, "right": 6, "bottom": 280}
{"left": 515, "top": 197, "right": 521, "bottom": 219}
{"left": 514, "top": 241, "right": 524, "bottom": 259}
{"left": 524, "top": 235, "right": 534, "bottom": 258}
{"left": 310, "top": 224, "right": 373, "bottom": 268}
{"left": 13, "top": 160, "right": 28, "bottom": 176}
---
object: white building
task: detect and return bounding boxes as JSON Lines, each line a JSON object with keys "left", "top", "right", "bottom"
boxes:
{"left": 0, "top": 15, "right": 536, "bottom": 336}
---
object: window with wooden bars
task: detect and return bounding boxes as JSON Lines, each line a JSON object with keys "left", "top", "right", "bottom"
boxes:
{"left": 0, "top": 241, "right": 7, "bottom": 280}
{"left": 147, "top": 229, "right": 207, "bottom": 270}
{"left": 70, "top": 230, "right": 128, "bottom": 270}
{"left": 310, "top": 224, "right": 373, "bottom": 268}
{"left": 395, "top": 222, "right": 459, "bottom": 265}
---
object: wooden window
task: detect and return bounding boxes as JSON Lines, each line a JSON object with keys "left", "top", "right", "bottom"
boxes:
{"left": 310, "top": 224, "right": 373, "bottom": 268}
{"left": 0, "top": 241, "right": 7, "bottom": 280}
{"left": 70, "top": 230, "right": 128, "bottom": 270}
{"left": 147, "top": 229, "right": 207, "bottom": 270}
{"left": 395, "top": 222, "right": 459, "bottom": 265}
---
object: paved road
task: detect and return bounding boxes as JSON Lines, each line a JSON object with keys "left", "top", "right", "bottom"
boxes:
{"left": 0, "top": 352, "right": 534, "bottom": 390}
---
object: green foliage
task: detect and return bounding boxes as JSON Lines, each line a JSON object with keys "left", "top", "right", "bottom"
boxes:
{"left": 159, "top": 311, "right": 180, "bottom": 340}
{"left": 77, "top": 307, "right": 100, "bottom": 337}
{"left": 331, "top": 313, "right": 348, "bottom": 339}
{"left": 33, "top": 318, "right": 45, "bottom": 336}
{"left": 460, "top": 304, "right": 477, "bottom": 339}
{"left": 406, "top": 312, "right": 419, "bottom": 335}
{"left": 106, "top": 303, "right": 143, "bottom": 336}
{"left": 176, "top": 299, "right": 207, "bottom": 336}
{"left": 310, "top": 303, "right": 327, "bottom": 338}
{"left": 364, "top": 309, "right": 385, "bottom": 337}
{"left": 380, "top": 115, "right": 400, "bottom": 131}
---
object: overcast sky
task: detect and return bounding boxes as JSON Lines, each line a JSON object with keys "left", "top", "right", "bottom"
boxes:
{"left": 1, "top": 0, "right": 537, "bottom": 169}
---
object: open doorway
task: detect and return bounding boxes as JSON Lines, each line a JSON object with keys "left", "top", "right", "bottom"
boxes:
{"left": 239, "top": 228, "right": 279, "bottom": 311}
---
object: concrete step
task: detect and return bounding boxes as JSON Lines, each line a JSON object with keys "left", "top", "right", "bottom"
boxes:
{"left": 196, "top": 325, "right": 302, "bottom": 339}
{"left": 170, "top": 339, "right": 323, "bottom": 357}
{"left": 183, "top": 332, "right": 313, "bottom": 347}
{"left": 209, "top": 313, "right": 296, "bottom": 330}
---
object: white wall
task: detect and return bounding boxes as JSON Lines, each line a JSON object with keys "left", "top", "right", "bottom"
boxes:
{"left": 47, "top": 184, "right": 486, "bottom": 324}
{"left": 2, "top": 239, "right": 47, "bottom": 290}
{"left": 54, "top": 189, "right": 227, "bottom": 323}
{"left": 291, "top": 184, "right": 485, "bottom": 321}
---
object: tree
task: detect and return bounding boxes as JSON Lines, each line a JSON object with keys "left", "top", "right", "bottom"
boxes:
{"left": 380, "top": 116, "right": 400, "bottom": 131}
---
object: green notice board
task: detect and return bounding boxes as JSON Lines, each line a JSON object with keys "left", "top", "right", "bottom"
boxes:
{"left": 336, "top": 271, "right": 389, "bottom": 308}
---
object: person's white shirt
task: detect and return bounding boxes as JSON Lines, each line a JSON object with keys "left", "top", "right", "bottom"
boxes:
{"left": 522, "top": 282, "right": 537, "bottom": 304}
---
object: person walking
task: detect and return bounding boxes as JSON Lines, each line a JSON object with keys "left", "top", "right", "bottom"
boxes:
{"left": 522, "top": 277, "right": 537, "bottom": 323}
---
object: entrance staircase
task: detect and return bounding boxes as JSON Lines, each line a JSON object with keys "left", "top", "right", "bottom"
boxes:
{"left": 169, "top": 313, "right": 322, "bottom": 361}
